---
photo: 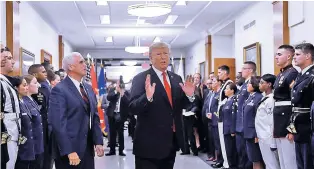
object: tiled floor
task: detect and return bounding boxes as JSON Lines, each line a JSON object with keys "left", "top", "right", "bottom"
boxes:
{"left": 95, "top": 132, "right": 213, "bottom": 169}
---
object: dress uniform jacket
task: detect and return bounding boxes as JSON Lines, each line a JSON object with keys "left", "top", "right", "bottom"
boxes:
{"left": 17, "top": 100, "right": 35, "bottom": 161}
{"left": 221, "top": 96, "right": 236, "bottom": 135}
{"left": 273, "top": 64, "right": 298, "bottom": 138}
{"left": 291, "top": 65, "right": 314, "bottom": 143}
{"left": 210, "top": 91, "right": 220, "bottom": 127}
{"left": 23, "top": 96, "right": 44, "bottom": 155}
{"left": 235, "top": 81, "right": 250, "bottom": 133}
{"left": 243, "top": 92, "right": 263, "bottom": 139}
{"left": 1, "top": 83, "right": 10, "bottom": 168}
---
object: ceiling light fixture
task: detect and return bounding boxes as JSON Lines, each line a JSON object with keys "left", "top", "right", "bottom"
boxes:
{"left": 153, "top": 37, "right": 161, "bottom": 42}
{"left": 100, "top": 15, "right": 110, "bottom": 24}
{"left": 123, "top": 61, "right": 137, "bottom": 66}
{"left": 164, "top": 15, "right": 178, "bottom": 25}
{"left": 137, "top": 19, "right": 146, "bottom": 25}
{"left": 176, "top": 0, "right": 186, "bottom": 6}
{"left": 105, "top": 37, "right": 113, "bottom": 42}
{"left": 96, "top": 0, "right": 108, "bottom": 6}
{"left": 128, "top": 3, "right": 171, "bottom": 17}
{"left": 125, "top": 36, "right": 149, "bottom": 54}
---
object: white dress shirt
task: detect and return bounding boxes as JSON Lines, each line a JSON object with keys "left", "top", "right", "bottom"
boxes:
{"left": 301, "top": 64, "right": 314, "bottom": 75}
{"left": 68, "top": 75, "right": 84, "bottom": 96}
{"left": 152, "top": 65, "right": 171, "bottom": 88}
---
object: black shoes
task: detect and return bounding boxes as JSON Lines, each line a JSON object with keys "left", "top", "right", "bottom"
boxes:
{"left": 211, "top": 162, "right": 223, "bottom": 168}
{"left": 105, "top": 151, "right": 116, "bottom": 156}
{"left": 119, "top": 151, "right": 126, "bottom": 156}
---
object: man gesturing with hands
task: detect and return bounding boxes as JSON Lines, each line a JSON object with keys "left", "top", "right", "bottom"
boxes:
{"left": 129, "top": 42, "right": 195, "bottom": 169}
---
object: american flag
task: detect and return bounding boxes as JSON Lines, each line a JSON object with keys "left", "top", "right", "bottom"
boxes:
{"left": 85, "top": 57, "right": 91, "bottom": 82}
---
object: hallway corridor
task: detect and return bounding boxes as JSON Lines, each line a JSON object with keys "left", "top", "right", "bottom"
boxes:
{"left": 94, "top": 132, "right": 213, "bottom": 169}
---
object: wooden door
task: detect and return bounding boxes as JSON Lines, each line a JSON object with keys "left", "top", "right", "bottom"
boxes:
{"left": 214, "top": 58, "right": 236, "bottom": 82}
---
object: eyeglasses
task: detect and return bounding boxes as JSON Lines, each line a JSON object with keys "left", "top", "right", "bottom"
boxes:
{"left": 1, "top": 47, "right": 10, "bottom": 53}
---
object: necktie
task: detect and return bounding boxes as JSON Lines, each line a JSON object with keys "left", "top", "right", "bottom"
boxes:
{"left": 80, "top": 83, "right": 89, "bottom": 105}
{"left": 162, "top": 72, "right": 175, "bottom": 132}
{"left": 162, "top": 72, "right": 172, "bottom": 107}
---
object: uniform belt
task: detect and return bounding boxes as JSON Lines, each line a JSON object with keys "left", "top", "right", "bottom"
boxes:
{"left": 292, "top": 107, "right": 310, "bottom": 113}
{"left": 274, "top": 101, "right": 291, "bottom": 106}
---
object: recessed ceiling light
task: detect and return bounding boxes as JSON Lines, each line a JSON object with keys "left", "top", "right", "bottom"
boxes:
{"left": 105, "top": 37, "right": 113, "bottom": 42}
{"left": 164, "top": 15, "right": 178, "bottom": 25}
{"left": 137, "top": 19, "right": 145, "bottom": 25}
{"left": 96, "top": 1, "right": 108, "bottom": 6}
{"left": 100, "top": 15, "right": 110, "bottom": 24}
{"left": 153, "top": 37, "right": 161, "bottom": 42}
{"left": 176, "top": 0, "right": 186, "bottom": 6}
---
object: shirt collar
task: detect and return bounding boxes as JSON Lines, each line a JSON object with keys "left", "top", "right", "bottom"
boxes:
{"left": 280, "top": 64, "right": 293, "bottom": 73}
{"left": 301, "top": 64, "right": 314, "bottom": 75}
{"left": 152, "top": 65, "right": 167, "bottom": 76}
{"left": 68, "top": 75, "right": 83, "bottom": 87}
{"left": 245, "top": 77, "right": 251, "bottom": 83}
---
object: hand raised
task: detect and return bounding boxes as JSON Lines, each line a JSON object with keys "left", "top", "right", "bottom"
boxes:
{"left": 145, "top": 74, "right": 156, "bottom": 99}
{"left": 68, "top": 152, "right": 80, "bottom": 166}
{"left": 179, "top": 75, "right": 195, "bottom": 97}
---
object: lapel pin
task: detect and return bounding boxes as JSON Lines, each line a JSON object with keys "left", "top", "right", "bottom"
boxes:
{"left": 306, "top": 72, "right": 309, "bottom": 75}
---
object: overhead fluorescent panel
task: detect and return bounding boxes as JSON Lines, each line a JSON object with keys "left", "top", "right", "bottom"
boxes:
{"left": 96, "top": 1, "right": 108, "bottom": 6}
{"left": 176, "top": 0, "right": 186, "bottom": 6}
{"left": 137, "top": 19, "right": 145, "bottom": 25}
{"left": 164, "top": 15, "right": 178, "bottom": 25}
{"left": 100, "top": 15, "right": 110, "bottom": 24}
{"left": 105, "top": 37, "right": 113, "bottom": 42}
{"left": 153, "top": 37, "right": 161, "bottom": 42}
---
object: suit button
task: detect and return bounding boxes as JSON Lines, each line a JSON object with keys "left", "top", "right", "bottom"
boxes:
{"left": 30, "top": 129, "right": 32, "bottom": 132}
{"left": 282, "top": 113, "right": 284, "bottom": 115}
{"left": 293, "top": 90, "right": 295, "bottom": 93}
{"left": 85, "top": 134, "right": 87, "bottom": 137}
{"left": 31, "top": 137, "right": 33, "bottom": 139}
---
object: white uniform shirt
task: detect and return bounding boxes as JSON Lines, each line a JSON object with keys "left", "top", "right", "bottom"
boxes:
{"left": 0, "top": 74, "right": 21, "bottom": 141}
{"left": 255, "top": 93, "right": 276, "bottom": 147}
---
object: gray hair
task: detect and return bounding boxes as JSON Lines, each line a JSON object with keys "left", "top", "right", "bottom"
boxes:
{"left": 62, "top": 52, "right": 82, "bottom": 72}
{"left": 149, "top": 42, "right": 171, "bottom": 57}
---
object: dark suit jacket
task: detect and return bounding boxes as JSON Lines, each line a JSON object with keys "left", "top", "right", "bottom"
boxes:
{"left": 106, "top": 88, "right": 130, "bottom": 122}
{"left": 48, "top": 76, "right": 103, "bottom": 158}
{"left": 129, "top": 67, "right": 191, "bottom": 159}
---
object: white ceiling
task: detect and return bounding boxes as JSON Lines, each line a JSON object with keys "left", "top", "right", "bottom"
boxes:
{"left": 29, "top": 1, "right": 254, "bottom": 52}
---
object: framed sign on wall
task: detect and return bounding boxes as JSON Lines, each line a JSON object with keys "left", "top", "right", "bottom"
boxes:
{"left": 40, "top": 49, "right": 52, "bottom": 64}
{"left": 243, "top": 42, "right": 261, "bottom": 75}
{"left": 20, "top": 47, "right": 35, "bottom": 75}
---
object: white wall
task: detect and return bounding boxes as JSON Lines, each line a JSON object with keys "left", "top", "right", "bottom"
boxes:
{"left": 289, "top": 1, "right": 314, "bottom": 45}
{"left": 234, "top": 1, "right": 274, "bottom": 74}
{"left": 0, "top": 1, "right": 6, "bottom": 45}
{"left": 20, "top": 2, "right": 73, "bottom": 70}
{"left": 212, "top": 35, "right": 234, "bottom": 71}
{"left": 184, "top": 39, "right": 205, "bottom": 76}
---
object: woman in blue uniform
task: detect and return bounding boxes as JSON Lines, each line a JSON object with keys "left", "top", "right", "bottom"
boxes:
{"left": 14, "top": 76, "right": 35, "bottom": 169}
{"left": 23, "top": 75, "right": 44, "bottom": 169}
{"left": 221, "top": 83, "right": 238, "bottom": 169}
{"left": 207, "top": 76, "right": 223, "bottom": 168}
{"left": 243, "top": 76, "right": 264, "bottom": 169}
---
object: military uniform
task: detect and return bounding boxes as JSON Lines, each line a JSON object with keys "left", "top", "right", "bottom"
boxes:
{"left": 0, "top": 74, "right": 21, "bottom": 169}
{"left": 310, "top": 102, "right": 314, "bottom": 167}
{"left": 23, "top": 96, "right": 44, "bottom": 169}
{"left": 14, "top": 100, "right": 35, "bottom": 169}
{"left": 243, "top": 92, "right": 263, "bottom": 163}
{"left": 273, "top": 64, "right": 298, "bottom": 169}
{"left": 1, "top": 106, "right": 10, "bottom": 169}
{"left": 221, "top": 95, "right": 237, "bottom": 169}
{"left": 31, "top": 80, "right": 52, "bottom": 169}
{"left": 233, "top": 79, "right": 251, "bottom": 169}
{"left": 290, "top": 65, "right": 314, "bottom": 169}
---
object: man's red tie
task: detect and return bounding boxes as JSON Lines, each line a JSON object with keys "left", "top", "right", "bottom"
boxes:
{"left": 162, "top": 72, "right": 175, "bottom": 132}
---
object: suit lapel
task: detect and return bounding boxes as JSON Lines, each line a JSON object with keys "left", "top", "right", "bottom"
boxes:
{"left": 64, "top": 77, "right": 88, "bottom": 112}
{"left": 294, "top": 66, "right": 314, "bottom": 87}
{"left": 149, "top": 68, "right": 172, "bottom": 108}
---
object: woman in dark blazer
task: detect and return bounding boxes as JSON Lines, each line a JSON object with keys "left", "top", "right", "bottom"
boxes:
{"left": 23, "top": 75, "right": 44, "bottom": 169}
{"left": 243, "top": 76, "right": 264, "bottom": 169}
{"left": 14, "top": 76, "right": 35, "bottom": 169}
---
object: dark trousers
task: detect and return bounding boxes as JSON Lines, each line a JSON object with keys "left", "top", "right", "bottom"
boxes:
{"left": 108, "top": 116, "right": 124, "bottom": 152}
{"left": 135, "top": 133, "right": 177, "bottom": 169}
{"left": 55, "top": 131, "right": 94, "bottom": 169}
{"left": 207, "top": 122, "right": 215, "bottom": 157}
{"left": 224, "top": 134, "right": 237, "bottom": 168}
{"left": 128, "top": 115, "right": 136, "bottom": 140}
{"left": 30, "top": 153, "right": 44, "bottom": 169}
{"left": 195, "top": 115, "right": 206, "bottom": 149}
{"left": 311, "top": 135, "right": 314, "bottom": 167}
{"left": 42, "top": 122, "right": 53, "bottom": 169}
{"left": 183, "top": 115, "right": 197, "bottom": 153}
{"left": 235, "top": 132, "right": 252, "bottom": 169}
{"left": 202, "top": 118, "right": 209, "bottom": 152}
{"left": 212, "top": 126, "right": 223, "bottom": 164}
{"left": 295, "top": 142, "right": 313, "bottom": 169}
{"left": 15, "top": 158, "right": 34, "bottom": 169}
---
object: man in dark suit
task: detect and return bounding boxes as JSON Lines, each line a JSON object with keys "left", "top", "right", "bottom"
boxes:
{"left": 129, "top": 42, "right": 195, "bottom": 169}
{"left": 48, "top": 52, "right": 104, "bottom": 169}
{"left": 105, "top": 80, "right": 130, "bottom": 156}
